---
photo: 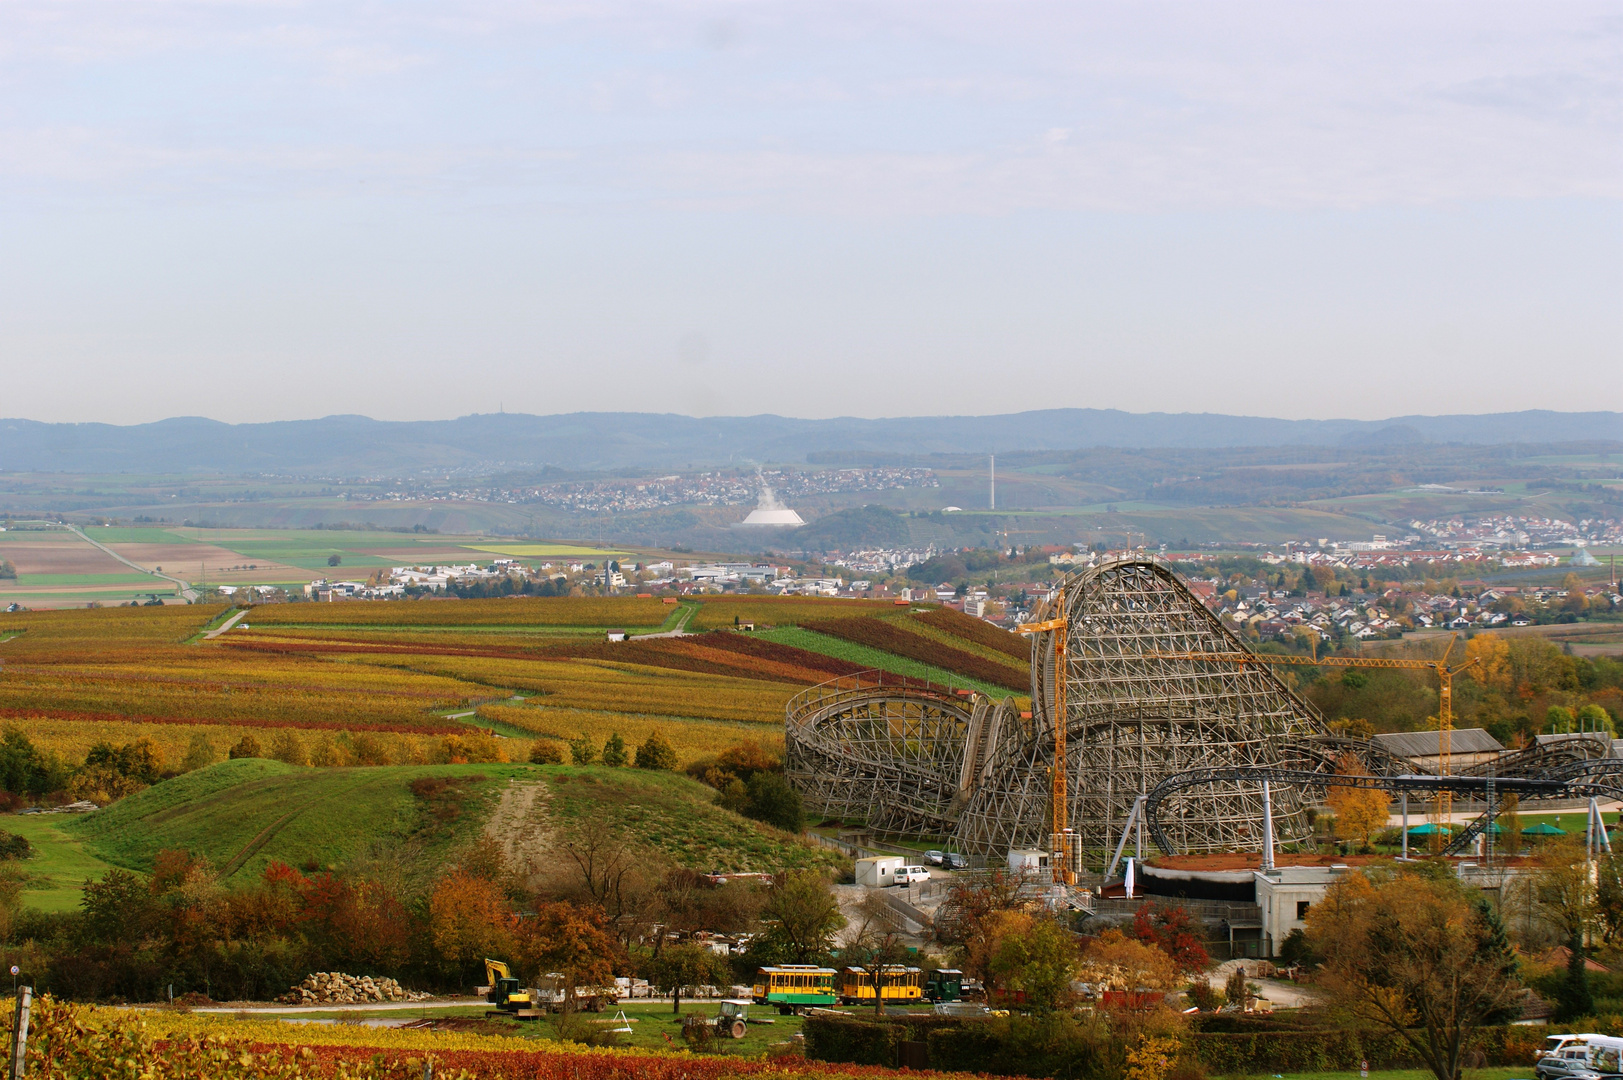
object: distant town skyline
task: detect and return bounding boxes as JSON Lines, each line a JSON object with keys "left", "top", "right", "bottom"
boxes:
{"left": 1, "top": 1, "right": 1618, "bottom": 425}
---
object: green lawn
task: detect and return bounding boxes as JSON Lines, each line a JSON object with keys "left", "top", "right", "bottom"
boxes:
{"left": 68, "top": 759, "right": 509, "bottom": 884}
{"left": 755, "top": 627, "right": 1016, "bottom": 698}
{"left": 4, "top": 813, "right": 127, "bottom": 911}
{"left": 60, "top": 759, "right": 843, "bottom": 894}
{"left": 199, "top": 999, "right": 806, "bottom": 1056}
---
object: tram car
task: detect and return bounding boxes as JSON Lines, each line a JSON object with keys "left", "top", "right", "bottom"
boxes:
{"left": 752, "top": 965, "right": 838, "bottom": 1012}
{"left": 836, "top": 965, "right": 925, "bottom": 1005}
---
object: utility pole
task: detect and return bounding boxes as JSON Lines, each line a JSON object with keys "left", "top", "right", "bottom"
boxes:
{"left": 989, "top": 454, "right": 995, "bottom": 511}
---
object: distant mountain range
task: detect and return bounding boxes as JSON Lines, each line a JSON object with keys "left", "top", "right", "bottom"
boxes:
{"left": 3, "top": 409, "right": 1621, "bottom": 475}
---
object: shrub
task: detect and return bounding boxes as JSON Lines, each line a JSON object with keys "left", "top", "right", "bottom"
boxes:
{"left": 0, "top": 829, "right": 30, "bottom": 860}
{"left": 227, "top": 735, "right": 263, "bottom": 759}
{"left": 744, "top": 771, "right": 804, "bottom": 832}
{"left": 634, "top": 732, "right": 679, "bottom": 771}
{"left": 601, "top": 732, "right": 628, "bottom": 767}
{"left": 528, "top": 740, "right": 565, "bottom": 765}
{"left": 569, "top": 736, "right": 596, "bottom": 765}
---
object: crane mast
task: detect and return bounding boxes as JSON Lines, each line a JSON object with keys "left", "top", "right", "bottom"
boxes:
{"left": 1018, "top": 588, "right": 1072, "bottom": 884}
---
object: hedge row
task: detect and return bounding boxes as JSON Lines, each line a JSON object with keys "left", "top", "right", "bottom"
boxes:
{"left": 805, "top": 1015, "right": 1547, "bottom": 1077}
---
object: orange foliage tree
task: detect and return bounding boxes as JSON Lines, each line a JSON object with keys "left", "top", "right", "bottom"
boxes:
{"left": 429, "top": 870, "right": 516, "bottom": 986}
{"left": 515, "top": 901, "right": 620, "bottom": 1009}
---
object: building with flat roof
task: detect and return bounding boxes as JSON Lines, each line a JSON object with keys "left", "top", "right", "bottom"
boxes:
{"left": 1254, "top": 865, "right": 1352, "bottom": 956}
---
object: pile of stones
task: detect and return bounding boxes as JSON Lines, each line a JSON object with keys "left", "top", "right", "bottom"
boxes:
{"left": 277, "top": 972, "right": 430, "bottom": 1004}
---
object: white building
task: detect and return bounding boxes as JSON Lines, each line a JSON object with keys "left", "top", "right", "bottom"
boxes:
{"left": 1254, "top": 866, "right": 1349, "bottom": 956}
{"left": 854, "top": 856, "right": 906, "bottom": 888}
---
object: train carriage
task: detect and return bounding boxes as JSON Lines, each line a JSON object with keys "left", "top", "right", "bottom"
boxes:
{"left": 836, "top": 965, "right": 924, "bottom": 1005}
{"left": 752, "top": 965, "right": 837, "bottom": 1012}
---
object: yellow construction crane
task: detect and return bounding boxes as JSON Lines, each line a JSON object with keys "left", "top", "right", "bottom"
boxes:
{"left": 1018, "top": 591, "right": 1072, "bottom": 885}
{"left": 1148, "top": 635, "right": 1479, "bottom": 847}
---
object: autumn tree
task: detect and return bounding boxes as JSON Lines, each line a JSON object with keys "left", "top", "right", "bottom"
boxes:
{"left": 553, "top": 819, "right": 649, "bottom": 940}
{"left": 988, "top": 915, "right": 1081, "bottom": 1013}
{"left": 1326, "top": 753, "right": 1389, "bottom": 850}
{"left": 516, "top": 901, "right": 620, "bottom": 1011}
{"left": 1306, "top": 866, "right": 1520, "bottom": 1080}
{"left": 1465, "top": 634, "right": 1512, "bottom": 693}
{"left": 934, "top": 870, "right": 1028, "bottom": 982}
{"left": 1532, "top": 840, "right": 1597, "bottom": 1019}
{"left": 1077, "top": 929, "right": 1178, "bottom": 995}
{"left": 1130, "top": 901, "right": 1210, "bottom": 975}
{"left": 647, "top": 941, "right": 731, "bottom": 1013}
{"left": 429, "top": 870, "right": 516, "bottom": 986}
{"left": 747, "top": 869, "right": 845, "bottom": 966}
{"left": 635, "top": 731, "right": 679, "bottom": 771}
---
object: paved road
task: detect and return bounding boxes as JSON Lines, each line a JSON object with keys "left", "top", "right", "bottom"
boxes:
{"left": 203, "top": 610, "right": 248, "bottom": 639}
{"left": 193, "top": 997, "right": 489, "bottom": 1015}
{"left": 633, "top": 604, "right": 696, "bottom": 639}
{"left": 63, "top": 523, "right": 199, "bottom": 602}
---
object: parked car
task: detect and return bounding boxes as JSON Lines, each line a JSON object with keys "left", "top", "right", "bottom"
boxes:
{"left": 1539, "top": 1049, "right": 1601, "bottom": 1080}
{"left": 924, "top": 850, "right": 945, "bottom": 866}
{"left": 943, "top": 852, "right": 969, "bottom": 870}
{"left": 898, "top": 865, "right": 931, "bottom": 884}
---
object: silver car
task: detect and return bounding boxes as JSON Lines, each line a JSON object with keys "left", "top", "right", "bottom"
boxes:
{"left": 1539, "top": 1049, "right": 1600, "bottom": 1080}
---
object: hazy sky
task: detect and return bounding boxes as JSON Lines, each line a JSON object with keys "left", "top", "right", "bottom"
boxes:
{"left": 2, "top": 2, "right": 1619, "bottom": 425}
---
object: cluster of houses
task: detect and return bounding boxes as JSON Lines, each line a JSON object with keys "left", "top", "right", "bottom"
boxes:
{"left": 1194, "top": 579, "right": 1623, "bottom": 643}
{"left": 346, "top": 466, "right": 937, "bottom": 515}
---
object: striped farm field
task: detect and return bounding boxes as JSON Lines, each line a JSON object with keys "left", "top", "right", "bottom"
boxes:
{"left": 383, "top": 655, "right": 799, "bottom": 723}
{"left": 0, "top": 596, "right": 1025, "bottom": 796}
{"left": 912, "top": 606, "right": 1030, "bottom": 661}
{"left": 685, "top": 594, "right": 905, "bottom": 630}
{"left": 475, "top": 704, "right": 783, "bottom": 764}
{"left": 245, "top": 596, "right": 671, "bottom": 628}
{"left": 755, "top": 627, "right": 1023, "bottom": 699}
{"left": 800, "top": 617, "right": 1027, "bottom": 692}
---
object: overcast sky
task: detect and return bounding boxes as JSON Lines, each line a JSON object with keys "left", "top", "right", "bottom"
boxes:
{"left": 1, "top": 1, "right": 1619, "bottom": 425}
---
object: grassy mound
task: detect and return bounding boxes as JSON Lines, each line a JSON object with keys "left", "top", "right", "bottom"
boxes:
{"left": 65, "top": 759, "right": 843, "bottom": 886}
{"left": 67, "top": 759, "right": 508, "bottom": 882}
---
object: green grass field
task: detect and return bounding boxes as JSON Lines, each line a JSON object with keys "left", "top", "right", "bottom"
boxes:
{"left": 197, "top": 999, "right": 808, "bottom": 1056}
{"left": 66, "top": 759, "right": 505, "bottom": 884}
{"left": 4, "top": 813, "right": 127, "bottom": 912}
{"left": 42, "top": 758, "right": 842, "bottom": 906}
{"left": 469, "top": 543, "right": 635, "bottom": 559}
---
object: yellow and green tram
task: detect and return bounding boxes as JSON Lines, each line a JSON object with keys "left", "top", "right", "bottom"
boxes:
{"left": 836, "top": 965, "right": 924, "bottom": 1005}
{"left": 753, "top": 965, "right": 838, "bottom": 1012}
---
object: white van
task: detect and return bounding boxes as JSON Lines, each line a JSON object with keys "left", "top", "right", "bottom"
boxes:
{"left": 898, "top": 865, "right": 931, "bottom": 885}
{"left": 1584, "top": 1036, "right": 1623, "bottom": 1076}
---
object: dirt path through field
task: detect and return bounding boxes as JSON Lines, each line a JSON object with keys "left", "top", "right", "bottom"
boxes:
{"left": 485, "top": 778, "right": 554, "bottom": 873}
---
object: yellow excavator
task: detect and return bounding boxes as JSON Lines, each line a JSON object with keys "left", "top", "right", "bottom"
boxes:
{"left": 482, "top": 959, "right": 538, "bottom": 1017}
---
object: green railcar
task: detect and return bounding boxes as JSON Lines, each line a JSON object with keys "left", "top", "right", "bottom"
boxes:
{"left": 925, "top": 968, "right": 964, "bottom": 1003}
{"left": 752, "top": 965, "right": 838, "bottom": 1012}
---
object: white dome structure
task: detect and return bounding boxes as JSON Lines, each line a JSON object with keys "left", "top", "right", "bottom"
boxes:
{"left": 742, "top": 507, "right": 806, "bottom": 526}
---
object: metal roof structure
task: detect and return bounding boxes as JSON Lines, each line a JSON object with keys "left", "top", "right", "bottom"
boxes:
{"left": 1370, "top": 728, "right": 1504, "bottom": 759}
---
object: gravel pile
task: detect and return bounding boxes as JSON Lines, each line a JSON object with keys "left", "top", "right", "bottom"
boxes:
{"left": 277, "top": 972, "right": 430, "bottom": 1004}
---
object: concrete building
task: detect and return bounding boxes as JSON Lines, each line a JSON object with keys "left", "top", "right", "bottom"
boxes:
{"left": 854, "top": 856, "right": 906, "bottom": 888}
{"left": 1254, "top": 865, "right": 1351, "bottom": 956}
